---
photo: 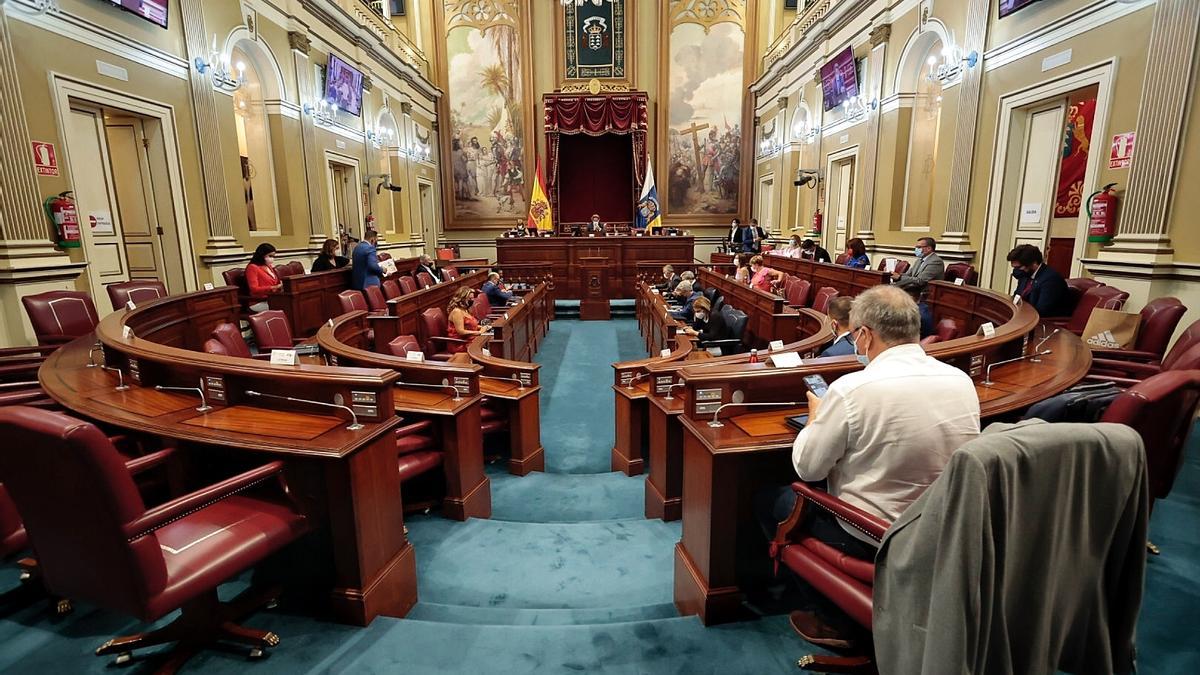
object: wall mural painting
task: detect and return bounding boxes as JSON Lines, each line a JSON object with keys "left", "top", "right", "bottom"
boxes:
{"left": 564, "top": 0, "right": 626, "bottom": 80}
{"left": 444, "top": 1, "right": 527, "bottom": 219}
{"left": 666, "top": 0, "right": 746, "bottom": 217}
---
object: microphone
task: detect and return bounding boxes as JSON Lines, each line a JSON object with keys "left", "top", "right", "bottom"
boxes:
{"left": 99, "top": 365, "right": 129, "bottom": 391}
{"left": 982, "top": 350, "right": 1053, "bottom": 386}
{"left": 396, "top": 380, "right": 464, "bottom": 401}
{"left": 87, "top": 341, "right": 104, "bottom": 368}
{"left": 622, "top": 371, "right": 647, "bottom": 390}
{"left": 1030, "top": 328, "right": 1060, "bottom": 361}
{"left": 664, "top": 382, "right": 686, "bottom": 400}
{"left": 708, "top": 401, "right": 803, "bottom": 428}
{"left": 155, "top": 378, "right": 212, "bottom": 412}
{"left": 244, "top": 390, "right": 363, "bottom": 430}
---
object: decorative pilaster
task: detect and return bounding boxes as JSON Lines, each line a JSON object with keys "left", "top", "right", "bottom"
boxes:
{"left": 290, "top": 31, "right": 328, "bottom": 246}
{"left": 856, "top": 23, "right": 891, "bottom": 247}
{"left": 1101, "top": 0, "right": 1199, "bottom": 261}
{"left": 178, "top": 0, "right": 238, "bottom": 253}
{"left": 941, "top": 0, "right": 989, "bottom": 250}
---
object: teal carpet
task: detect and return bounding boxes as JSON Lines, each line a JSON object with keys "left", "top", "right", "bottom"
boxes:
{"left": 1, "top": 318, "right": 1199, "bottom": 673}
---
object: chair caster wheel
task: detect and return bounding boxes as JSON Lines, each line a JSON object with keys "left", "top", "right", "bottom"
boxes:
{"left": 114, "top": 652, "right": 132, "bottom": 666}
{"left": 55, "top": 599, "right": 72, "bottom": 615}
{"left": 248, "top": 648, "right": 266, "bottom": 660}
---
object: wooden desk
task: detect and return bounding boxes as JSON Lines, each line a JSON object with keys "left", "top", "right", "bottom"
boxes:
{"left": 496, "top": 235, "right": 694, "bottom": 299}
{"left": 269, "top": 256, "right": 423, "bottom": 337}
{"left": 696, "top": 269, "right": 803, "bottom": 346}
{"left": 712, "top": 252, "right": 891, "bottom": 298}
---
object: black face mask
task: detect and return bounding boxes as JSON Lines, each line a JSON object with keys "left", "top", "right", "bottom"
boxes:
{"left": 1011, "top": 268, "right": 1029, "bottom": 280}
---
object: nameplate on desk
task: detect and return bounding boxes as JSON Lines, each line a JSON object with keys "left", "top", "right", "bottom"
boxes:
{"left": 770, "top": 352, "right": 804, "bottom": 368}
{"left": 482, "top": 348, "right": 491, "bottom": 357}
{"left": 588, "top": 233, "right": 595, "bottom": 238}
{"left": 406, "top": 351, "right": 425, "bottom": 363}
{"left": 769, "top": 340, "right": 785, "bottom": 352}
{"left": 954, "top": 278, "right": 965, "bottom": 286}
{"left": 655, "top": 375, "right": 673, "bottom": 394}
{"left": 504, "top": 312, "right": 510, "bottom": 320}
{"left": 126, "top": 300, "right": 137, "bottom": 310}
{"left": 651, "top": 288, "right": 659, "bottom": 295}
{"left": 327, "top": 318, "right": 335, "bottom": 328}
{"left": 660, "top": 348, "right": 672, "bottom": 358}
{"left": 980, "top": 322, "right": 997, "bottom": 338}
{"left": 203, "top": 282, "right": 215, "bottom": 291}
{"left": 122, "top": 325, "right": 134, "bottom": 340}
{"left": 270, "top": 349, "right": 298, "bottom": 366}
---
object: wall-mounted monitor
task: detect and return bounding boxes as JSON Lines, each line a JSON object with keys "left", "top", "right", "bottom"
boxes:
{"left": 324, "top": 54, "right": 364, "bottom": 117}
{"left": 820, "top": 47, "right": 859, "bottom": 112}
{"left": 999, "top": 0, "right": 1044, "bottom": 19}
{"left": 104, "top": 0, "right": 168, "bottom": 28}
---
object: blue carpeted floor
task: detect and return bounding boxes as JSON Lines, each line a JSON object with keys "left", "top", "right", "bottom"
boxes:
{"left": 1, "top": 318, "right": 1199, "bottom": 673}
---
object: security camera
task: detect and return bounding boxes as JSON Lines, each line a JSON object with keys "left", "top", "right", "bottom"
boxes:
{"left": 794, "top": 174, "right": 816, "bottom": 188}
{"left": 794, "top": 169, "right": 820, "bottom": 188}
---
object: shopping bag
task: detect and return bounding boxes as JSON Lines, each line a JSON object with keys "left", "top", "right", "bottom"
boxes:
{"left": 1082, "top": 308, "right": 1140, "bottom": 349}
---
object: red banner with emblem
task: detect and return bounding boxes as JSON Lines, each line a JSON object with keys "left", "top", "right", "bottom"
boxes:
{"left": 1054, "top": 96, "right": 1097, "bottom": 218}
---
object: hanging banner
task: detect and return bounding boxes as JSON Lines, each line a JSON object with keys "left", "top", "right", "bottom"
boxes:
{"left": 1054, "top": 96, "right": 1096, "bottom": 218}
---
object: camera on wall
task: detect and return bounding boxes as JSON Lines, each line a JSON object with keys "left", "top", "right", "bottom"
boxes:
{"left": 794, "top": 169, "right": 821, "bottom": 188}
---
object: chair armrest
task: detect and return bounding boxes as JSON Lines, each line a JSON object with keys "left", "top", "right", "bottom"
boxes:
{"left": 792, "top": 482, "right": 889, "bottom": 542}
{"left": 430, "top": 336, "right": 469, "bottom": 346}
{"left": 1082, "top": 374, "right": 1138, "bottom": 388}
{"left": 123, "top": 447, "right": 175, "bottom": 476}
{"left": 1089, "top": 358, "right": 1161, "bottom": 378}
{"left": 0, "top": 345, "right": 58, "bottom": 358}
{"left": 0, "top": 381, "right": 40, "bottom": 390}
{"left": 37, "top": 337, "right": 74, "bottom": 347}
{"left": 1041, "top": 317, "right": 1070, "bottom": 328}
{"left": 1087, "top": 348, "right": 1159, "bottom": 363}
{"left": 124, "top": 461, "right": 286, "bottom": 540}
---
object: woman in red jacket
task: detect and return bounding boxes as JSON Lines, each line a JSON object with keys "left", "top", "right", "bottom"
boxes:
{"left": 245, "top": 243, "right": 281, "bottom": 312}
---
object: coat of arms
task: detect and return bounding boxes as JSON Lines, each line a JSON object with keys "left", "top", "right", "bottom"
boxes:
{"left": 582, "top": 17, "right": 608, "bottom": 51}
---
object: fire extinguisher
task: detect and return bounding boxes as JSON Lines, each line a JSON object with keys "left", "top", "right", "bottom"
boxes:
{"left": 1086, "top": 183, "right": 1119, "bottom": 243}
{"left": 43, "top": 191, "right": 81, "bottom": 249}
{"left": 811, "top": 209, "right": 823, "bottom": 235}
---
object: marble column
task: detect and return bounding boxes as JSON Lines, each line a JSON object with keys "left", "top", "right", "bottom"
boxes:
{"left": 855, "top": 23, "right": 890, "bottom": 248}
{"left": 941, "top": 0, "right": 990, "bottom": 252}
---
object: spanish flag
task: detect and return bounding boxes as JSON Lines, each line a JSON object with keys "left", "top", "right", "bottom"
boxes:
{"left": 527, "top": 159, "right": 554, "bottom": 233}
{"left": 635, "top": 158, "right": 663, "bottom": 233}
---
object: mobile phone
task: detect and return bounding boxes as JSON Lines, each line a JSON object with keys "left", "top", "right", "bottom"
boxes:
{"left": 785, "top": 414, "right": 809, "bottom": 431}
{"left": 803, "top": 374, "right": 829, "bottom": 398}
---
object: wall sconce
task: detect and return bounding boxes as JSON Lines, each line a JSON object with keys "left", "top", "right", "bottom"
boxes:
{"left": 303, "top": 99, "right": 339, "bottom": 128}
{"left": 758, "top": 138, "right": 779, "bottom": 156}
{"left": 366, "top": 126, "right": 395, "bottom": 149}
{"left": 405, "top": 143, "right": 431, "bottom": 161}
{"left": 842, "top": 95, "right": 877, "bottom": 122}
{"left": 193, "top": 35, "right": 244, "bottom": 93}
{"left": 927, "top": 45, "right": 980, "bottom": 85}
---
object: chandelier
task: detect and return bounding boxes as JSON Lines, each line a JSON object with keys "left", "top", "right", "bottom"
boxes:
{"left": 560, "top": 0, "right": 614, "bottom": 6}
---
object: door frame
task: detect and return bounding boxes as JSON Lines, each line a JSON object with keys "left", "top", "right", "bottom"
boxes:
{"left": 416, "top": 177, "right": 437, "bottom": 254}
{"left": 823, "top": 145, "right": 860, "bottom": 253}
{"left": 979, "top": 59, "right": 1116, "bottom": 284}
{"left": 50, "top": 74, "right": 198, "bottom": 291}
{"left": 324, "top": 151, "right": 363, "bottom": 240}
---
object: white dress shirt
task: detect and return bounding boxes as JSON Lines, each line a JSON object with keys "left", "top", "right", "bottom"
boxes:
{"left": 792, "top": 343, "right": 981, "bottom": 543}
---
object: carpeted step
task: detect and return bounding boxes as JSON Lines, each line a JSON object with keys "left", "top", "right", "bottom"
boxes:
{"left": 407, "top": 601, "right": 681, "bottom": 626}
{"left": 485, "top": 468, "right": 649, "bottom": 523}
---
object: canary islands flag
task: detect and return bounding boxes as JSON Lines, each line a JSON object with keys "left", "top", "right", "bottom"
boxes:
{"left": 635, "top": 158, "right": 662, "bottom": 233}
{"left": 527, "top": 159, "right": 554, "bottom": 233}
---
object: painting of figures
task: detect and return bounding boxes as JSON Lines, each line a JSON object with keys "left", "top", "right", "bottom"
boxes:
{"left": 666, "top": 21, "right": 744, "bottom": 216}
{"left": 444, "top": 1, "right": 527, "bottom": 220}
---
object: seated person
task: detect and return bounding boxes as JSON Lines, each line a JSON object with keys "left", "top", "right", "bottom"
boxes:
{"left": 669, "top": 281, "right": 702, "bottom": 321}
{"left": 683, "top": 297, "right": 731, "bottom": 344}
{"left": 842, "top": 238, "right": 870, "bottom": 269}
{"left": 659, "top": 264, "right": 681, "bottom": 293}
{"left": 481, "top": 271, "right": 514, "bottom": 307}
{"left": 800, "top": 238, "right": 832, "bottom": 263}
{"left": 892, "top": 237, "right": 944, "bottom": 294}
{"left": 755, "top": 285, "right": 980, "bottom": 649}
{"left": 312, "top": 238, "right": 350, "bottom": 272}
{"left": 416, "top": 254, "right": 445, "bottom": 284}
{"left": 351, "top": 229, "right": 384, "bottom": 290}
{"left": 819, "top": 296, "right": 856, "bottom": 357}
{"left": 776, "top": 235, "right": 804, "bottom": 258}
{"left": 587, "top": 214, "right": 605, "bottom": 234}
{"left": 734, "top": 256, "right": 751, "bottom": 285}
{"left": 748, "top": 255, "right": 785, "bottom": 292}
{"left": 446, "top": 288, "right": 490, "bottom": 353}
{"left": 679, "top": 270, "right": 696, "bottom": 287}
{"left": 508, "top": 220, "right": 530, "bottom": 237}
{"left": 1007, "top": 243, "right": 1070, "bottom": 316}
{"left": 245, "top": 243, "right": 282, "bottom": 312}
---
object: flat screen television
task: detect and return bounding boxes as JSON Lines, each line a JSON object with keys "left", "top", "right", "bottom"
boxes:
{"left": 324, "top": 54, "right": 364, "bottom": 117}
{"left": 999, "top": 0, "right": 1043, "bottom": 19}
{"left": 105, "top": 0, "right": 168, "bottom": 29}
{"left": 820, "top": 47, "right": 859, "bottom": 112}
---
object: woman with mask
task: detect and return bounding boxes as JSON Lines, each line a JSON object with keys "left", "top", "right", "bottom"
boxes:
{"left": 843, "top": 238, "right": 870, "bottom": 269}
{"left": 312, "top": 238, "right": 349, "bottom": 272}
{"left": 685, "top": 297, "right": 732, "bottom": 344}
{"left": 749, "top": 255, "right": 786, "bottom": 292}
{"left": 446, "top": 287, "right": 490, "bottom": 353}
{"left": 245, "top": 243, "right": 282, "bottom": 312}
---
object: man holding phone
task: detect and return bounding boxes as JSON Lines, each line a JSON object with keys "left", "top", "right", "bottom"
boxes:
{"left": 757, "top": 285, "right": 980, "bottom": 649}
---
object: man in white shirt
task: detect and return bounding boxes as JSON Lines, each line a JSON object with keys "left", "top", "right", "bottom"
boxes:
{"left": 759, "top": 285, "right": 980, "bottom": 648}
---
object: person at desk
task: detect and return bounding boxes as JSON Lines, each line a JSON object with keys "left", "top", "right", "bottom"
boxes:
{"left": 587, "top": 214, "right": 604, "bottom": 234}
{"left": 312, "top": 238, "right": 349, "bottom": 272}
{"left": 842, "top": 238, "right": 870, "bottom": 269}
{"left": 669, "top": 281, "right": 702, "bottom": 322}
{"left": 748, "top": 255, "right": 785, "bottom": 293}
{"left": 245, "top": 243, "right": 282, "bottom": 312}
{"left": 1008, "top": 244, "right": 1070, "bottom": 317}
{"left": 416, "top": 254, "right": 445, "bottom": 285}
{"left": 819, "top": 296, "right": 856, "bottom": 357}
{"left": 351, "top": 229, "right": 384, "bottom": 291}
{"left": 683, "top": 296, "right": 731, "bottom": 343}
{"left": 757, "top": 285, "right": 979, "bottom": 649}
{"left": 446, "top": 287, "right": 490, "bottom": 353}
{"left": 509, "top": 220, "right": 530, "bottom": 238}
{"left": 800, "top": 239, "right": 832, "bottom": 263}
{"left": 731, "top": 218, "right": 761, "bottom": 253}
{"left": 481, "top": 271, "right": 513, "bottom": 308}
{"left": 733, "top": 255, "right": 751, "bottom": 285}
{"left": 659, "top": 265, "right": 681, "bottom": 293}
{"left": 892, "top": 237, "right": 944, "bottom": 294}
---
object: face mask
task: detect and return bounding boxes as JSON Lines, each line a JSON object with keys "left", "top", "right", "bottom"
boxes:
{"left": 913, "top": 247, "right": 924, "bottom": 258}
{"left": 265, "top": 256, "right": 275, "bottom": 266}
{"left": 1011, "top": 268, "right": 1028, "bottom": 280}
{"left": 695, "top": 313, "right": 707, "bottom": 321}
{"left": 853, "top": 329, "right": 870, "bottom": 366}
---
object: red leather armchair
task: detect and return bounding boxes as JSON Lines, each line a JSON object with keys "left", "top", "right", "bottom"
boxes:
{"left": 419, "top": 308, "right": 467, "bottom": 361}
{"left": 203, "top": 323, "right": 270, "bottom": 360}
{"left": 770, "top": 482, "right": 887, "bottom": 672}
{"left": 106, "top": 280, "right": 167, "bottom": 311}
{"left": 381, "top": 279, "right": 403, "bottom": 300}
{"left": 247, "top": 310, "right": 302, "bottom": 352}
{"left": 1089, "top": 297, "right": 1187, "bottom": 365}
{"left": 444, "top": 267, "right": 459, "bottom": 280}
{"left": 1046, "top": 285, "right": 1129, "bottom": 334}
{"left": 785, "top": 278, "right": 812, "bottom": 309}
{"left": 876, "top": 258, "right": 910, "bottom": 275}
{"left": 811, "top": 287, "right": 839, "bottom": 315}
{"left": 0, "top": 345, "right": 61, "bottom": 408}
{"left": 416, "top": 271, "right": 436, "bottom": 289}
{"left": 387, "top": 334, "right": 421, "bottom": 357}
{"left": 364, "top": 285, "right": 389, "bottom": 314}
{"left": 21, "top": 291, "right": 99, "bottom": 346}
{"left": 943, "top": 262, "right": 978, "bottom": 286}
{"left": 337, "top": 289, "right": 369, "bottom": 315}
{"left": 277, "top": 261, "right": 305, "bottom": 277}
{"left": 398, "top": 276, "right": 419, "bottom": 295}
{"left": 1087, "top": 318, "right": 1200, "bottom": 386}
{"left": 395, "top": 419, "right": 442, "bottom": 487}
{"left": 834, "top": 253, "right": 849, "bottom": 266}
{"left": 436, "top": 247, "right": 458, "bottom": 260}
{"left": 920, "top": 318, "right": 962, "bottom": 347}
{"left": 221, "top": 268, "right": 255, "bottom": 317}
{"left": 0, "top": 406, "right": 308, "bottom": 669}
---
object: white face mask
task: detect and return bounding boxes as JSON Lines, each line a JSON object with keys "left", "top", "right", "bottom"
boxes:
{"left": 695, "top": 312, "right": 707, "bottom": 321}
{"left": 852, "top": 328, "right": 870, "bottom": 366}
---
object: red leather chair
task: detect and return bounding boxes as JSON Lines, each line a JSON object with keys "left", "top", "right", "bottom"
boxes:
{"left": 395, "top": 420, "right": 442, "bottom": 486}
{"left": 920, "top": 318, "right": 962, "bottom": 347}
{"left": 337, "top": 290, "right": 369, "bottom": 315}
{"left": 203, "top": 323, "right": 269, "bottom": 360}
{"left": 21, "top": 291, "right": 99, "bottom": 346}
{"left": 470, "top": 292, "right": 492, "bottom": 322}
{"left": 0, "top": 345, "right": 60, "bottom": 408}
{"left": 436, "top": 247, "right": 458, "bottom": 260}
{"left": 785, "top": 278, "right": 812, "bottom": 309}
{"left": 387, "top": 334, "right": 421, "bottom": 357}
{"left": 364, "top": 285, "right": 389, "bottom": 314}
{"left": 1088, "top": 319, "right": 1200, "bottom": 386}
{"left": 106, "top": 280, "right": 167, "bottom": 311}
{"left": 834, "top": 253, "right": 849, "bottom": 266}
{"left": 0, "top": 406, "right": 308, "bottom": 669}
{"left": 1060, "top": 277, "right": 1105, "bottom": 317}
{"left": 943, "top": 262, "right": 978, "bottom": 286}
{"left": 382, "top": 279, "right": 403, "bottom": 301}
{"left": 221, "top": 268, "right": 255, "bottom": 317}
{"left": 247, "top": 310, "right": 301, "bottom": 352}
{"left": 1101, "top": 370, "right": 1200, "bottom": 515}
{"left": 419, "top": 308, "right": 467, "bottom": 362}
{"left": 377, "top": 252, "right": 392, "bottom": 262}
{"left": 444, "top": 267, "right": 459, "bottom": 280}
{"left": 398, "top": 276, "right": 419, "bottom": 295}
{"left": 1089, "top": 298, "right": 1186, "bottom": 365}
{"left": 281, "top": 261, "right": 305, "bottom": 277}
{"left": 1045, "top": 284, "right": 1130, "bottom": 334}
{"left": 876, "top": 258, "right": 910, "bottom": 275}
{"left": 811, "top": 287, "right": 839, "bottom": 315}
{"left": 416, "top": 272, "right": 436, "bottom": 289}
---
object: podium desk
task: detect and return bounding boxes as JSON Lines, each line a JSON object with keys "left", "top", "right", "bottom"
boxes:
{"left": 496, "top": 235, "right": 694, "bottom": 300}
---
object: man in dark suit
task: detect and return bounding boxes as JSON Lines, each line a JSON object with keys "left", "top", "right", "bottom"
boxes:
{"left": 416, "top": 254, "right": 445, "bottom": 284}
{"left": 801, "top": 239, "right": 832, "bottom": 263}
{"left": 731, "top": 218, "right": 760, "bottom": 253}
{"left": 659, "top": 265, "right": 682, "bottom": 293}
{"left": 1007, "top": 244, "right": 1070, "bottom": 317}
{"left": 820, "top": 296, "right": 856, "bottom": 357}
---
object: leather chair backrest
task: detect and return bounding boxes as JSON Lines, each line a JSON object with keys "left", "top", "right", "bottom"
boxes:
{"left": 934, "top": 318, "right": 962, "bottom": 342}
{"left": 203, "top": 337, "right": 230, "bottom": 356}
{"left": 703, "top": 287, "right": 718, "bottom": 302}
{"left": 416, "top": 272, "right": 435, "bottom": 289}
{"left": 208, "top": 322, "right": 252, "bottom": 358}
{"left": 338, "top": 290, "right": 368, "bottom": 315}
{"left": 398, "top": 276, "right": 419, "bottom": 295}
{"left": 1134, "top": 297, "right": 1187, "bottom": 359}
{"left": 247, "top": 310, "right": 294, "bottom": 351}
{"left": 470, "top": 292, "right": 491, "bottom": 321}
{"left": 420, "top": 308, "right": 448, "bottom": 355}
{"left": 724, "top": 306, "right": 748, "bottom": 341}
{"left": 812, "top": 286, "right": 839, "bottom": 315}
{"left": 834, "top": 253, "right": 849, "bottom": 266}
{"left": 786, "top": 278, "right": 812, "bottom": 307}
{"left": 0, "top": 406, "right": 166, "bottom": 617}
{"left": 387, "top": 334, "right": 421, "bottom": 357}
{"left": 944, "top": 262, "right": 978, "bottom": 286}
{"left": 1101, "top": 370, "right": 1200, "bottom": 500}
{"left": 106, "top": 280, "right": 167, "bottom": 312}
{"left": 21, "top": 291, "right": 100, "bottom": 345}
{"left": 436, "top": 247, "right": 456, "bottom": 261}
{"left": 1068, "top": 285, "right": 1130, "bottom": 333}
{"left": 0, "top": 484, "right": 26, "bottom": 557}
{"left": 381, "top": 279, "right": 402, "bottom": 300}
{"left": 877, "top": 258, "right": 911, "bottom": 275}
{"left": 1163, "top": 319, "right": 1200, "bottom": 370}
{"left": 378, "top": 252, "right": 392, "bottom": 262}
{"left": 364, "top": 285, "right": 388, "bottom": 312}
{"left": 712, "top": 296, "right": 725, "bottom": 315}
{"left": 276, "top": 262, "right": 298, "bottom": 278}
{"left": 444, "top": 267, "right": 459, "bottom": 280}
{"left": 1063, "top": 277, "right": 1104, "bottom": 315}
{"left": 221, "top": 267, "right": 249, "bottom": 293}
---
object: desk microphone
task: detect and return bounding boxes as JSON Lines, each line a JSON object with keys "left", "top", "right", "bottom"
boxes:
{"left": 1031, "top": 329, "right": 1060, "bottom": 361}
{"left": 99, "top": 365, "right": 129, "bottom": 391}
{"left": 664, "top": 382, "right": 687, "bottom": 400}
{"left": 708, "top": 401, "right": 803, "bottom": 428}
{"left": 244, "top": 390, "right": 363, "bottom": 431}
{"left": 396, "top": 380, "right": 463, "bottom": 401}
{"left": 622, "top": 371, "right": 647, "bottom": 390}
{"left": 155, "top": 378, "right": 212, "bottom": 412}
{"left": 982, "top": 350, "right": 1052, "bottom": 386}
{"left": 479, "top": 374, "right": 527, "bottom": 391}
{"left": 87, "top": 341, "right": 104, "bottom": 368}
